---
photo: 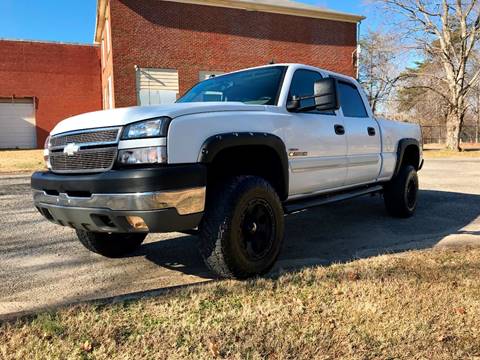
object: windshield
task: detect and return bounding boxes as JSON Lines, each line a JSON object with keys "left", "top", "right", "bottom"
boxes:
{"left": 177, "top": 66, "right": 287, "bottom": 105}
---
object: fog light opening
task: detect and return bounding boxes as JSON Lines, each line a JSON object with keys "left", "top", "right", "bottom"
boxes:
{"left": 126, "top": 216, "right": 149, "bottom": 231}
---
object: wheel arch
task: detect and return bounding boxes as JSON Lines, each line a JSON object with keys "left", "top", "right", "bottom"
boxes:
{"left": 198, "top": 132, "right": 289, "bottom": 200}
{"left": 394, "top": 138, "right": 421, "bottom": 177}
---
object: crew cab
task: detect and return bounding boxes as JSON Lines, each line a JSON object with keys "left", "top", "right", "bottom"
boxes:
{"left": 31, "top": 64, "right": 423, "bottom": 279}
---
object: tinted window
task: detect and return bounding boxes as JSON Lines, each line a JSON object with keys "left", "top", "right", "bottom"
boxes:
{"left": 288, "top": 70, "right": 335, "bottom": 114}
{"left": 338, "top": 81, "right": 368, "bottom": 118}
{"left": 177, "top": 66, "right": 286, "bottom": 105}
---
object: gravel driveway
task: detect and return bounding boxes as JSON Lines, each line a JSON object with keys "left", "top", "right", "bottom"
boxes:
{"left": 1, "top": 158, "right": 479, "bottom": 318}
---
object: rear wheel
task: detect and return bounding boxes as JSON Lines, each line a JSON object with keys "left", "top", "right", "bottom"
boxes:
{"left": 383, "top": 165, "right": 419, "bottom": 218}
{"left": 76, "top": 230, "right": 146, "bottom": 258}
{"left": 199, "top": 176, "right": 285, "bottom": 279}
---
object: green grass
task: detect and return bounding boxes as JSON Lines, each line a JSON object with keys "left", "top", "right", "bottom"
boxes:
{"left": 1, "top": 248, "right": 480, "bottom": 359}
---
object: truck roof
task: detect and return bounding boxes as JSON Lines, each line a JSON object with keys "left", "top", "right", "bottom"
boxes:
{"left": 213, "top": 63, "right": 357, "bottom": 83}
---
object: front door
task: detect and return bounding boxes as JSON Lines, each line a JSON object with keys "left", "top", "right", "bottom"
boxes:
{"left": 284, "top": 69, "right": 348, "bottom": 197}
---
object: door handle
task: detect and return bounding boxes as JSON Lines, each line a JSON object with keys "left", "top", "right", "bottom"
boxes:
{"left": 368, "top": 127, "right": 376, "bottom": 136}
{"left": 334, "top": 124, "right": 345, "bottom": 135}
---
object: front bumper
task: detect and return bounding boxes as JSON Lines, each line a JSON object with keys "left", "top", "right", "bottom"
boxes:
{"left": 31, "top": 165, "right": 206, "bottom": 233}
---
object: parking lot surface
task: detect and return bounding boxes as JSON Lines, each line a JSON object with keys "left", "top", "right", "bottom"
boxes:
{"left": 1, "top": 158, "right": 479, "bottom": 318}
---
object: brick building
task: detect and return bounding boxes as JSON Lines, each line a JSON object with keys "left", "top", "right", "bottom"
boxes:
{"left": 97, "top": 0, "right": 363, "bottom": 109}
{"left": 0, "top": 0, "right": 363, "bottom": 148}
{"left": 0, "top": 40, "right": 102, "bottom": 148}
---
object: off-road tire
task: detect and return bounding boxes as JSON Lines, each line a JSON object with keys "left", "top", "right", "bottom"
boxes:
{"left": 383, "top": 165, "right": 419, "bottom": 218}
{"left": 199, "top": 176, "right": 285, "bottom": 279}
{"left": 76, "top": 230, "right": 146, "bottom": 258}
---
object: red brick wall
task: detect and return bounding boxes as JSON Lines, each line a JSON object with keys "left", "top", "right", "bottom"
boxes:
{"left": 0, "top": 40, "right": 102, "bottom": 147}
{"left": 110, "top": 0, "right": 358, "bottom": 108}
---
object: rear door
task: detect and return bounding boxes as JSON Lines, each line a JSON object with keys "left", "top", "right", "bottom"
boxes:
{"left": 336, "top": 80, "right": 381, "bottom": 185}
{"left": 285, "top": 69, "right": 348, "bottom": 196}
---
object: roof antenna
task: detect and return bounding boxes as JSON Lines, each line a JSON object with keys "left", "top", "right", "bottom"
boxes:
{"left": 269, "top": 59, "right": 275, "bottom": 65}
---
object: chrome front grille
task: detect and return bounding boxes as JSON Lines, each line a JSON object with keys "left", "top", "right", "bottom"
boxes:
{"left": 50, "top": 128, "right": 120, "bottom": 148}
{"left": 49, "top": 127, "right": 121, "bottom": 174}
{"left": 50, "top": 148, "right": 118, "bottom": 173}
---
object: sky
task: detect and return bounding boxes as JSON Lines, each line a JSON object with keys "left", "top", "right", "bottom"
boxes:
{"left": 0, "top": 0, "right": 98, "bottom": 44}
{"left": 0, "top": 0, "right": 380, "bottom": 44}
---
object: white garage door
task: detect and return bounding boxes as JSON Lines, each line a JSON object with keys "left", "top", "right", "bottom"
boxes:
{"left": 0, "top": 100, "right": 36, "bottom": 149}
{"left": 137, "top": 68, "right": 179, "bottom": 106}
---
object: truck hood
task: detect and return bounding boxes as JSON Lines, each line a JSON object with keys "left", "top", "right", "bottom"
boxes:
{"left": 51, "top": 102, "right": 266, "bottom": 136}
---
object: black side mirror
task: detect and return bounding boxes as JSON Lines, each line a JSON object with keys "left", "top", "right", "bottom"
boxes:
{"left": 287, "top": 77, "right": 340, "bottom": 112}
{"left": 314, "top": 78, "right": 339, "bottom": 111}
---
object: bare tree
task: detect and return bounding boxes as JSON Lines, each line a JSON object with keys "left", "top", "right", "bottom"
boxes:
{"left": 399, "top": 57, "right": 449, "bottom": 110}
{"left": 396, "top": 60, "right": 449, "bottom": 142}
{"left": 470, "top": 80, "right": 480, "bottom": 143}
{"left": 359, "top": 30, "right": 403, "bottom": 114}
{"left": 377, "top": 0, "right": 480, "bottom": 150}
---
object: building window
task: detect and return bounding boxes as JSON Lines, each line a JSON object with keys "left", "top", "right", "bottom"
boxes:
{"left": 105, "top": 18, "right": 111, "bottom": 55}
{"left": 107, "top": 76, "right": 113, "bottom": 109}
{"left": 136, "top": 68, "right": 179, "bottom": 106}
{"left": 103, "top": 87, "right": 106, "bottom": 109}
{"left": 101, "top": 38, "right": 106, "bottom": 69}
{"left": 199, "top": 71, "right": 225, "bottom": 82}
{"left": 103, "top": 86, "right": 108, "bottom": 109}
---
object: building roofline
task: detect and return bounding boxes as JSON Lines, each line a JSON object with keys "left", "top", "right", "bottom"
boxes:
{"left": 165, "top": 0, "right": 365, "bottom": 23}
{"left": 94, "top": 0, "right": 364, "bottom": 43}
{"left": 0, "top": 38, "right": 99, "bottom": 47}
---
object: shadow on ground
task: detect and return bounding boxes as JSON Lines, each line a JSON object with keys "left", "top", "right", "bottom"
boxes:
{"left": 1, "top": 184, "right": 479, "bottom": 319}
{"left": 132, "top": 189, "right": 480, "bottom": 278}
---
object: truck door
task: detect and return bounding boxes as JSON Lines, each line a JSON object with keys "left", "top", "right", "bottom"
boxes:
{"left": 285, "top": 69, "right": 348, "bottom": 196}
{"left": 336, "top": 80, "right": 382, "bottom": 186}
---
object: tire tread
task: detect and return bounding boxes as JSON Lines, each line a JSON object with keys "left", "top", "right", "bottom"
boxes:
{"left": 384, "top": 165, "right": 418, "bottom": 218}
{"left": 199, "top": 176, "right": 284, "bottom": 279}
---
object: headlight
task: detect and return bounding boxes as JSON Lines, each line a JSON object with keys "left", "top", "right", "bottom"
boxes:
{"left": 118, "top": 146, "right": 167, "bottom": 165}
{"left": 121, "top": 117, "right": 170, "bottom": 140}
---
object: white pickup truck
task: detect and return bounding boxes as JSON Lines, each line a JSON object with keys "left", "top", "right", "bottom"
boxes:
{"left": 32, "top": 64, "right": 423, "bottom": 279}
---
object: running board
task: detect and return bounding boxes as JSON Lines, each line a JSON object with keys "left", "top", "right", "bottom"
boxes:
{"left": 284, "top": 185, "right": 384, "bottom": 214}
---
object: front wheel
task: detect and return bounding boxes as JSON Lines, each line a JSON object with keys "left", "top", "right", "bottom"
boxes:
{"left": 199, "top": 176, "right": 285, "bottom": 279}
{"left": 383, "top": 165, "right": 419, "bottom": 218}
{"left": 76, "top": 230, "right": 147, "bottom": 258}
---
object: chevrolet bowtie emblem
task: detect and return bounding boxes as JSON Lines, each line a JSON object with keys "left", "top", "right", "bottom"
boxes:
{"left": 63, "top": 143, "right": 80, "bottom": 156}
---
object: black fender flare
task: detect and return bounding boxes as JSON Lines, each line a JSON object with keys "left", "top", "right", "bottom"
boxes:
{"left": 198, "top": 132, "right": 289, "bottom": 199}
{"left": 394, "top": 138, "right": 421, "bottom": 177}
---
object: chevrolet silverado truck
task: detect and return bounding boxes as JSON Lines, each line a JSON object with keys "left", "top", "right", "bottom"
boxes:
{"left": 31, "top": 64, "right": 423, "bottom": 279}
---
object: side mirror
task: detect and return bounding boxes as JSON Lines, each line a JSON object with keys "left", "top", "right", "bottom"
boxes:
{"left": 314, "top": 78, "right": 339, "bottom": 111}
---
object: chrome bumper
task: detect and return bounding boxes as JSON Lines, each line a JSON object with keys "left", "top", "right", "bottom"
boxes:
{"left": 33, "top": 187, "right": 206, "bottom": 215}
